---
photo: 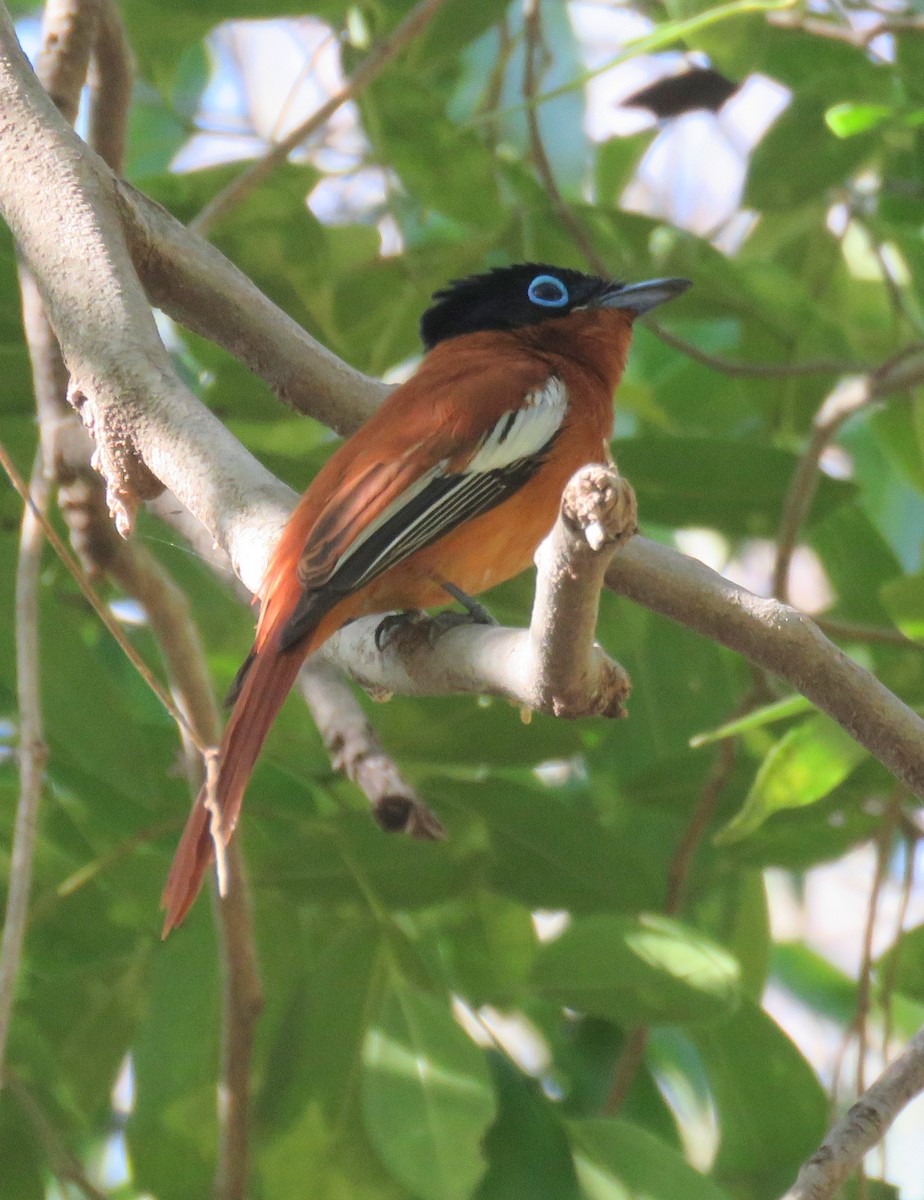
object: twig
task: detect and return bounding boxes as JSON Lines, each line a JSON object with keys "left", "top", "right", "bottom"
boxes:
{"left": 214, "top": 841, "right": 262, "bottom": 1200}
{"left": 298, "top": 657, "right": 444, "bottom": 838}
{"left": 523, "top": 1, "right": 607, "bottom": 277}
{"left": 35, "top": 0, "right": 99, "bottom": 124}
{"left": 0, "top": 3, "right": 93, "bottom": 1091}
{"left": 880, "top": 821, "right": 918, "bottom": 1103}
{"left": 666, "top": 738, "right": 738, "bottom": 915}
{"left": 644, "top": 318, "right": 866, "bottom": 379}
{"left": 0, "top": 456, "right": 48, "bottom": 1090}
{"left": 108, "top": 530, "right": 262, "bottom": 1200}
{"left": 189, "top": 0, "right": 447, "bottom": 236}
{"left": 816, "top": 617, "right": 924, "bottom": 652}
{"left": 832, "top": 794, "right": 901, "bottom": 1109}
{"left": 6, "top": 1071, "right": 110, "bottom": 1200}
{"left": 88, "top": 0, "right": 132, "bottom": 174}
{"left": 604, "top": 1027, "right": 650, "bottom": 1115}
{"left": 0, "top": 442, "right": 209, "bottom": 756}
{"left": 768, "top": 10, "right": 924, "bottom": 47}
{"left": 773, "top": 345, "right": 924, "bottom": 602}
{"left": 780, "top": 1023, "right": 924, "bottom": 1200}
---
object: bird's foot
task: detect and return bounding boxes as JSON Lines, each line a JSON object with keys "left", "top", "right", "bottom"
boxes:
{"left": 374, "top": 609, "right": 428, "bottom": 651}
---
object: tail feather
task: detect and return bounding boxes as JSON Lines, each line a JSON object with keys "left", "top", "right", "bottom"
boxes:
{"left": 161, "top": 501, "right": 356, "bottom": 936}
{"left": 160, "top": 633, "right": 308, "bottom": 936}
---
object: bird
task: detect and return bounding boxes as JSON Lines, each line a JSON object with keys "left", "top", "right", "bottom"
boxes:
{"left": 160, "top": 262, "right": 690, "bottom": 934}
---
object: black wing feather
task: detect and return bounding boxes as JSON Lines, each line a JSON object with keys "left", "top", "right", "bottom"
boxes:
{"left": 278, "top": 441, "right": 555, "bottom": 651}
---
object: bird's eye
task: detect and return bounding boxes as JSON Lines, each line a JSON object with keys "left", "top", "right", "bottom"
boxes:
{"left": 527, "top": 274, "right": 569, "bottom": 308}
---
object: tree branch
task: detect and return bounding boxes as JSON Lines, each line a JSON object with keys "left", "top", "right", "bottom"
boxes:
{"left": 88, "top": 0, "right": 131, "bottom": 174}
{"left": 773, "top": 346, "right": 924, "bottom": 601}
{"left": 780, "top": 1023, "right": 924, "bottom": 1200}
{"left": 117, "top": 181, "right": 388, "bottom": 434}
{"left": 0, "top": 457, "right": 48, "bottom": 1090}
{"left": 606, "top": 540, "right": 924, "bottom": 800}
{"left": 298, "top": 657, "right": 444, "bottom": 838}
{"left": 0, "top": 5, "right": 290, "bottom": 570}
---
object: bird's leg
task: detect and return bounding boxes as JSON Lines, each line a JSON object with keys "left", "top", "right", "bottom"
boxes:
{"left": 438, "top": 578, "right": 498, "bottom": 627}
{"left": 373, "top": 580, "right": 498, "bottom": 654}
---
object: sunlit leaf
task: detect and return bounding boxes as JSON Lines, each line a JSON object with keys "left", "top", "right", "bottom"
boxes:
{"left": 568, "top": 1118, "right": 732, "bottom": 1200}
{"left": 362, "top": 984, "right": 497, "bottom": 1200}
{"left": 532, "top": 914, "right": 741, "bottom": 1025}
{"left": 716, "top": 715, "right": 867, "bottom": 842}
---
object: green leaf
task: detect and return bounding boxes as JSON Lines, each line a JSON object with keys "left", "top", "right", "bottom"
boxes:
{"left": 436, "top": 778, "right": 663, "bottom": 915}
{"left": 127, "top": 910, "right": 220, "bottom": 1199}
{"left": 716, "top": 715, "right": 868, "bottom": 843}
{"left": 0, "top": 1091, "right": 43, "bottom": 1200}
{"left": 532, "top": 914, "right": 741, "bottom": 1026}
{"left": 825, "top": 103, "right": 893, "bottom": 138}
{"left": 477, "top": 1056, "right": 582, "bottom": 1200}
{"left": 616, "top": 435, "right": 854, "bottom": 536}
{"left": 568, "top": 1118, "right": 732, "bottom": 1200}
{"left": 772, "top": 942, "right": 859, "bottom": 1025}
{"left": 690, "top": 694, "right": 813, "bottom": 746}
{"left": 258, "top": 921, "right": 386, "bottom": 1130}
{"left": 362, "top": 983, "right": 497, "bottom": 1200}
{"left": 691, "top": 1002, "right": 827, "bottom": 1194}
{"left": 426, "top": 892, "right": 538, "bottom": 1007}
{"left": 747, "top": 93, "right": 877, "bottom": 209}
{"left": 877, "top": 922, "right": 924, "bottom": 1005}
{"left": 881, "top": 573, "right": 924, "bottom": 642}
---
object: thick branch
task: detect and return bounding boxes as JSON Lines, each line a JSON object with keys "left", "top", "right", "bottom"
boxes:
{"left": 607, "top": 540, "right": 924, "bottom": 800}
{"left": 0, "top": 6, "right": 291, "bottom": 577}
{"left": 117, "top": 182, "right": 387, "bottom": 434}
{"left": 780, "top": 1024, "right": 924, "bottom": 1200}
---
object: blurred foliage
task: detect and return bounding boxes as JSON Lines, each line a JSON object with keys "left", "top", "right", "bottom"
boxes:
{"left": 1, "top": 0, "right": 924, "bottom": 1197}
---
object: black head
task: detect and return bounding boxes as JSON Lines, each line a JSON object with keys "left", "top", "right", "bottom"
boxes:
{"left": 419, "top": 262, "right": 690, "bottom": 349}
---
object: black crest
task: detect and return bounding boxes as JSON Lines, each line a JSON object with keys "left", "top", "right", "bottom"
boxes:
{"left": 420, "top": 263, "right": 617, "bottom": 349}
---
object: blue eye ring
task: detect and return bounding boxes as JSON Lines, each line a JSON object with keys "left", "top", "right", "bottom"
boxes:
{"left": 527, "top": 274, "right": 569, "bottom": 308}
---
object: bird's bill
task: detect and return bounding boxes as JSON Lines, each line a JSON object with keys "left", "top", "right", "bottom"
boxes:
{"left": 595, "top": 276, "right": 692, "bottom": 315}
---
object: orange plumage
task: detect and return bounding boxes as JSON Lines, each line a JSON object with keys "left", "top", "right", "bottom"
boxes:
{"left": 161, "top": 266, "right": 689, "bottom": 933}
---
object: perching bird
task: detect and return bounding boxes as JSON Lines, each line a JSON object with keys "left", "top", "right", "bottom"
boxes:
{"left": 161, "top": 263, "right": 690, "bottom": 933}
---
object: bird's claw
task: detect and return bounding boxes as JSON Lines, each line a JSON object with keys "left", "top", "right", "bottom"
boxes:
{"left": 374, "top": 609, "right": 428, "bottom": 651}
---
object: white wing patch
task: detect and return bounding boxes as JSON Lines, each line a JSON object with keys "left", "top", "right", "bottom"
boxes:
{"left": 325, "top": 375, "right": 568, "bottom": 588}
{"left": 466, "top": 376, "right": 568, "bottom": 474}
{"left": 329, "top": 459, "right": 448, "bottom": 572}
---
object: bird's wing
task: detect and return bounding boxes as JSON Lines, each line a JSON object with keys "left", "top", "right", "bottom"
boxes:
{"left": 280, "top": 371, "right": 568, "bottom": 648}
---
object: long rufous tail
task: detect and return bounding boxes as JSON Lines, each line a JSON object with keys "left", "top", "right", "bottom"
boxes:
{"left": 159, "top": 508, "right": 352, "bottom": 937}
{"left": 159, "top": 624, "right": 310, "bottom": 936}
